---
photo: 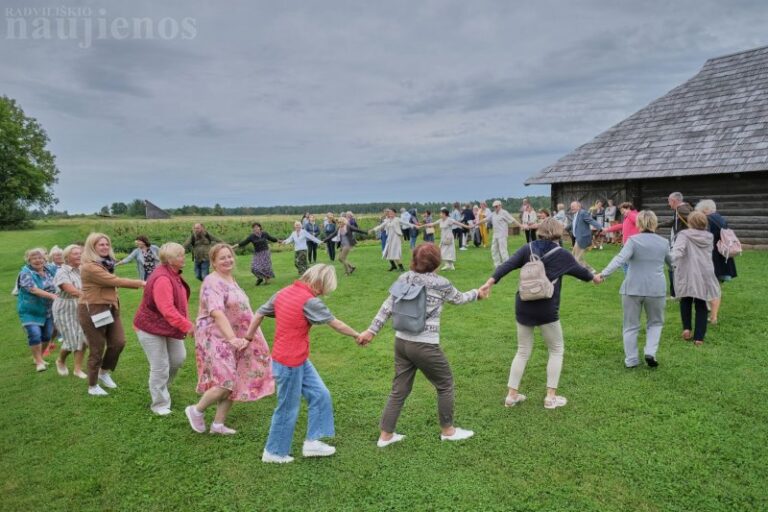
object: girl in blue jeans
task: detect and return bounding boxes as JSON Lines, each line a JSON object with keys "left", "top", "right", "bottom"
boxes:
{"left": 245, "top": 264, "right": 360, "bottom": 463}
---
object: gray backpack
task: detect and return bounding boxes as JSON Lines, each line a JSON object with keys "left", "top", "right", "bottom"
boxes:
{"left": 389, "top": 277, "right": 427, "bottom": 334}
{"left": 518, "top": 243, "right": 560, "bottom": 301}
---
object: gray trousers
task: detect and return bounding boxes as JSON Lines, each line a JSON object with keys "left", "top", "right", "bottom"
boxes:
{"left": 380, "top": 337, "right": 454, "bottom": 433}
{"left": 621, "top": 295, "right": 665, "bottom": 367}
{"left": 136, "top": 330, "right": 186, "bottom": 412}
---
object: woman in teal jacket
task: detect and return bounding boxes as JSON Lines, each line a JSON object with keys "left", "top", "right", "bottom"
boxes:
{"left": 17, "top": 248, "right": 58, "bottom": 372}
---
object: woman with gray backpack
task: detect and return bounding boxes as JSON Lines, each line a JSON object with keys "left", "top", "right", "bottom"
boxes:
{"left": 357, "top": 243, "right": 488, "bottom": 448}
{"left": 479, "top": 218, "right": 600, "bottom": 410}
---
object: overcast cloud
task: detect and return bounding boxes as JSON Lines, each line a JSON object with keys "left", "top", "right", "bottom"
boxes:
{"left": 2, "top": 0, "right": 767, "bottom": 213}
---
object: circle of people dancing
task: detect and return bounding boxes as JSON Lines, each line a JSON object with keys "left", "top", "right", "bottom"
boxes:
{"left": 14, "top": 191, "right": 737, "bottom": 462}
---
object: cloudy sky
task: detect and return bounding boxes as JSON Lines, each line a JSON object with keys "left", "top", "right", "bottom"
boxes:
{"left": 3, "top": 0, "right": 767, "bottom": 213}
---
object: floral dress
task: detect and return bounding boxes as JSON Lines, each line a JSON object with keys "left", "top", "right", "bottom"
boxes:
{"left": 194, "top": 272, "right": 274, "bottom": 401}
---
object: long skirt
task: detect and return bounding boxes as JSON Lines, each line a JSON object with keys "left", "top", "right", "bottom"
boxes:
{"left": 251, "top": 250, "right": 275, "bottom": 279}
{"left": 382, "top": 234, "right": 403, "bottom": 261}
{"left": 53, "top": 297, "right": 86, "bottom": 351}
{"left": 440, "top": 233, "right": 456, "bottom": 262}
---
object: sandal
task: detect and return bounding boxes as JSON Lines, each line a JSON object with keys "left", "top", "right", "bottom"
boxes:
{"left": 682, "top": 330, "right": 692, "bottom": 341}
{"left": 693, "top": 340, "right": 704, "bottom": 347}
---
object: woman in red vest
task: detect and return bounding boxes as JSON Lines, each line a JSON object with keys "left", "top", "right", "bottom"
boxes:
{"left": 246, "top": 264, "right": 360, "bottom": 463}
{"left": 185, "top": 244, "right": 275, "bottom": 435}
{"left": 133, "top": 243, "right": 193, "bottom": 416}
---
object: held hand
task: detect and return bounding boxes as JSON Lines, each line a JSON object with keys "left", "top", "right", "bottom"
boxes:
{"left": 593, "top": 274, "right": 603, "bottom": 285}
{"left": 357, "top": 330, "right": 375, "bottom": 346}
{"left": 478, "top": 285, "right": 491, "bottom": 300}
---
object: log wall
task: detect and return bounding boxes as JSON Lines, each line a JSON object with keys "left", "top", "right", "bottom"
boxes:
{"left": 551, "top": 171, "right": 768, "bottom": 245}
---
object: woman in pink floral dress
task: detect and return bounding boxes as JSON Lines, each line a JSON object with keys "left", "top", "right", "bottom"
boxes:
{"left": 185, "top": 244, "right": 274, "bottom": 435}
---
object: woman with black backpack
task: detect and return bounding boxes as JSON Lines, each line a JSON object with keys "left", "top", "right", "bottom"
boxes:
{"left": 479, "top": 219, "right": 600, "bottom": 410}
{"left": 357, "top": 243, "right": 487, "bottom": 448}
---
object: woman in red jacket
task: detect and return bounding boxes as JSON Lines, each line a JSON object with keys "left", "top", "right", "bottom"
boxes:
{"left": 133, "top": 243, "right": 193, "bottom": 416}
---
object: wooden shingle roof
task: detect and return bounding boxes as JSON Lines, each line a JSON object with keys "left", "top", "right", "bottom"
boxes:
{"left": 526, "top": 45, "right": 768, "bottom": 185}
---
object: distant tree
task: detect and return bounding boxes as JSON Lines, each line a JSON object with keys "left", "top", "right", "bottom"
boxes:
{"left": 111, "top": 202, "right": 128, "bottom": 215}
{"left": 127, "top": 199, "right": 145, "bottom": 217}
{"left": 213, "top": 203, "right": 224, "bottom": 216}
{"left": 0, "top": 96, "right": 60, "bottom": 229}
{"left": 99, "top": 205, "right": 110, "bottom": 215}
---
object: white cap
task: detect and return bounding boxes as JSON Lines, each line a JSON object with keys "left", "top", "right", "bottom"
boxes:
{"left": 492, "top": 200, "right": 502, "bottom": 207}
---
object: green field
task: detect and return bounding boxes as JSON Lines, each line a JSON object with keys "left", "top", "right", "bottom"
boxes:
{"left": 1, "top": 220, "right": 766, "bottom": 511}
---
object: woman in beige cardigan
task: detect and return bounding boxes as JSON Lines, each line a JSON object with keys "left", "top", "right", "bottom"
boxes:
{"left": 670, "top": 212, "right": 721, "bottom": 346}
{"left": 78, "top": 233, "right": 145, "bottom": 396}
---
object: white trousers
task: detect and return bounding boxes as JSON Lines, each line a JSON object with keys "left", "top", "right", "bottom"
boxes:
{"left": 136, "top": 330, "right": 186, "bottom": 412}
{"left": 491, "top": 236, "right": 509, "bottom": 267}
{"left": 508, "top": 321, "right": 564, "bottom": 390}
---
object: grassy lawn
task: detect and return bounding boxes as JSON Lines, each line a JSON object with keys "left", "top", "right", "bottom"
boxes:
{"left": 1, "top": 223, "right": 766, "bottom": 511}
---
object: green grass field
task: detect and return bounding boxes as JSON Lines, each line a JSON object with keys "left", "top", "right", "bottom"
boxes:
{"left": 1, "top": 222, "right": 766, "bottom": 511}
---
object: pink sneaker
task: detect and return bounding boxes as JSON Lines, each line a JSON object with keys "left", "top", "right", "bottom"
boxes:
{"left": 210, "top": 423, "right": 237, "bottom": 435}
{"left": 185, "top": 406, "right": 206, "bottom": 433}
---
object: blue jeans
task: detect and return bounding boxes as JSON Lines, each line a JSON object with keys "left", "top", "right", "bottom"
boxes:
{"left": 265, "top": 360, "right": 335, "bottom": 456}
{"left": 194, "top": 260, "right": 210, "bottom": 281}
{"left": 24, "top": 317, "right": 54, "bottom": 346}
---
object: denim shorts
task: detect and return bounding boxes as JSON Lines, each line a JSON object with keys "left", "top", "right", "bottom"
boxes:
{"left": 23, "top": 317, "right": 54, "bottom": 346}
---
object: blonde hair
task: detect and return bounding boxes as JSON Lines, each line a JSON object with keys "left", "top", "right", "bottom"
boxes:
{"left": 687, "top": 211, "right": 708, "bottom": 230}
{"left": 635, "top": 210, "right": 658, "bottom": 232}
{"left": 536, "top": 218, "right": 564, "bottom": 240}
{"left": 299, "top": 264, "right": 337, "bottom": 296}
{"left": 208, "top": 243, "right": 234, "bottom": 268}
{"left": 294, "top": 221, "right": 302, "bottom": 229}
{"left": 62, "top": 244, "right": 82, "bottom": 263}
{"left": 48, "top": 245, "right": 63, "bottom": 262}
{"left": 695, "top": 199, "right": 717, "bottom": 214}
{"left": 81, "top": 233, "right": 115, "bottom": 264}
{"left": 159, "top": 242, "right": 185, "bottom": 264}
{"left": 24, "top": 247, "right": 47, "bottom": 264}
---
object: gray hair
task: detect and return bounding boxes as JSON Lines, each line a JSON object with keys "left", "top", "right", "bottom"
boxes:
{"left": 669, "top": 192, "right": 684, "bottom": 202}
{"left": 695, "top": 199, "right": 717, "bottom": 214}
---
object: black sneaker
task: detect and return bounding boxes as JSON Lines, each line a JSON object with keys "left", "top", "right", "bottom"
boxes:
{"left": 644, "top": 355, "right": 659, "bottom": 368}
{"left": 255, "top": 277, "right": 264, "bottom": 286}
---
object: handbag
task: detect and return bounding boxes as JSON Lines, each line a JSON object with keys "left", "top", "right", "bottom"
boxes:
{"left": 87, "top": 303, "right": 114, "bottom": 328}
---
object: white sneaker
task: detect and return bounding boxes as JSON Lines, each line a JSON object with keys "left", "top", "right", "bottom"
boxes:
{"left": 35, "top": 362, "right": 48, "bottom": 372}
{"left": 73, "top": 370, "right": 88, "bottom": 379}
{"left": 55, "top": 360, "right": 69, "bottom": 376}
{"left": 302, "top": 440, "right": 336, "bottom": 457}
{"left": 98, "top": 372, "right": 117, "bottom": 389}
{"left": 377, "top": 433, "right": 405, "bottom": 448}
{"left": 153, "top": 407, "right": 172, "bottom": 416}
{"left": 440, "top": 427, "right": 474, "bottom": 441}
{"left": 504, "top": 394, "right": 527, "bottom": 407}
{"left": 88, "top": 385, "right": 108, "bottom": 396}
{"left": 440, "top": 264, "right": 450, "bottom": 270}
{"left": 544, "top": 395, "right": 567, "bottom": 409}
{"left": 262, "top": 450, "right": 294, "bottom": 464}
{"left": 459, "top": 247, "right": 467, "bottom": 251}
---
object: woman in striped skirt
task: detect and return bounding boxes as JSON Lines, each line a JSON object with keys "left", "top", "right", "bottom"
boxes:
{"left": 53, "top": 245, "right": 88, "bottom": 378}
{"left": 236, "top": 222, "right": 279, "bottom": 286}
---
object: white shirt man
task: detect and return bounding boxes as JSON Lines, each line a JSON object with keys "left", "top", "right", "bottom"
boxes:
{"left": 477, "top": 200, "right": 520, "bottom": 267}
